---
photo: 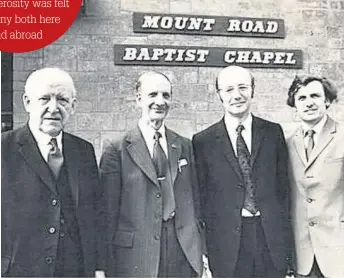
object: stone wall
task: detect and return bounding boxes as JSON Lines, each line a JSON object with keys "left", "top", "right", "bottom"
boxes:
{"left": 12, "top": 0, "right": 344, "bottom": 159}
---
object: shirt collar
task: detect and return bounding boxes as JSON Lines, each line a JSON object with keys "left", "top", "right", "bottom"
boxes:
{"left": 29, "top": 121, "right": 63, "bottom": 150}
{"left": 138, "top": 118, "right": 166, "bottom": 141}
{"left": 224, "top": 113, "right": 253, "bottom": 132}
{"left": 301, "top": 115, "right": 328, "bottom": 137}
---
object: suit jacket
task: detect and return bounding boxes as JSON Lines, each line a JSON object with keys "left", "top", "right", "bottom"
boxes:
{"left": 192, "top": 116, "right": 293, "bottom": 277}
{"left": 287, "top": 116, "right": 344, "bottom": 277}
{"left": 1, "top": 125, "right": 99, "bottom": 277}
{"left": 98, "top": 126, "right": 203, "bottom": 277}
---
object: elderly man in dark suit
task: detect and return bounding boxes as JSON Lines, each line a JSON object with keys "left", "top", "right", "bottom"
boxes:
{"left": 1, "top": 68, "right": 99, "bottom": 277}
{"left": 99, "top": 71, "right": 204, "bottom": 277}
{"left": 192, "top": 66, "right": 293, "bottom": 278}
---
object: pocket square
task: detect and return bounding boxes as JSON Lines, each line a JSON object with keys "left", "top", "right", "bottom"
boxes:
{"left": 178, "top": 158, "right": 188, "bottom": 172}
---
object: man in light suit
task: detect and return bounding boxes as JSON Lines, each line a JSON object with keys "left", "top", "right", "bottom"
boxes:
{"left": 99, "top": 71, "right": 204, "bottom": 277}
{"left": 192, "top": 66, "right": 293, "bottom": 278}
{"left": 1, "top": 68, "right": 99, "bottom": 277}
{"left": 286, "top": 75, "right": 344, "bottom": 278}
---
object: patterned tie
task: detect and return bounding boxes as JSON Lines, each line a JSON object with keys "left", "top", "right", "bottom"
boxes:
{"left": 236, "top": 125, "right": 258, "bottom": 215}
{"left": 48, "top": 138, "right": 64, "bottom": 178}
{"left": 305, "top": 129, "right": 315, "bottom": 161}
{"left": 152, "top": 132, "right": 175, "bottom": 220}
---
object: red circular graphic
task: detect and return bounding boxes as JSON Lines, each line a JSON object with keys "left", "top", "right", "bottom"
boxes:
{"left": 0, "top": 0, "right": 82, "bottom": 53}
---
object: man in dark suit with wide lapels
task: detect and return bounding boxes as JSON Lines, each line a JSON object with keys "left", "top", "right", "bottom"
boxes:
{"left": 192, "top": 66, "right": 293, "bottom": 278}
{"left": 99, "top": 71, "right": 204, "bottom": 277}
{"left": 1, "top": 68, "right": 99, "bottom": 277}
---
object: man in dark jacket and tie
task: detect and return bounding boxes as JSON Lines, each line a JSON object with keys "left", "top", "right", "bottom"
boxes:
{"left": 192, "top": 66, "right": 293, "bottom": 278}
{"left": 98, "top": 71, "right": 204, "bottom": 277}
{"left": 2, "top": 68, "right": 99, "bottom": 277}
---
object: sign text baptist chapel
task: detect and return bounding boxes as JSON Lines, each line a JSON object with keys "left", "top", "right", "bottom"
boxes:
{"left": 114, "top": 13, "right": 303, "bottom": 69}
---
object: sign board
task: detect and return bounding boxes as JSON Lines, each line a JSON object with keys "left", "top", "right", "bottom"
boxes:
{"left": 114, "top": 44, "right": 302, "bottom": 69}
{"left": 133, "top": 13, "right": 285, "bottom": 38}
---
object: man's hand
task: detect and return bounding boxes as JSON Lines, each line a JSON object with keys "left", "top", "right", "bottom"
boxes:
{"left": 95, "top": 270, "right": 106, "bottom": 278}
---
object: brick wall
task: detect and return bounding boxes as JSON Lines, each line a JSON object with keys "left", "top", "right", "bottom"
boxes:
{"left": 12, "top": 0, "right": 344, "bottom": 159}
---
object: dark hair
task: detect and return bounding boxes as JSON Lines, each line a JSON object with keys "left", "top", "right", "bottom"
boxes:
{"left": 135, "top": 71, "right": 172, "bottom": 95}
{"left": 215, "top": 68, "right": 255, "bottom": 97}
{"left": 287, "top": 75, "right": 338, "bottom": 107}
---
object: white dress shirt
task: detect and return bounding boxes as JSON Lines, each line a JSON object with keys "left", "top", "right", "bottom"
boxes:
{"left": 224, "top": 113, "right": 260, "bottom": 217}
{"left": 138, "top": 119, "right": 168, "bottom": 158}
{"left": 301, "top": 115, "right": 328, "bottom": 149}
{"left": 29, "top": 122, "right": 63, "bottom": 162}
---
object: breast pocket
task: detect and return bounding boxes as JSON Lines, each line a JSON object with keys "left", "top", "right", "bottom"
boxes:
{"left": 324, "top": 156, "right": 344, "bottom": 163}
{"left": 113, "top": 230, "right": 134, "bottom": 248}
{"left": 79, "top": 165, "right": 98, "bottom": 178}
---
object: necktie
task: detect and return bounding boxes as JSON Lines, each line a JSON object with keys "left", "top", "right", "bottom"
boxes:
{"left": 305, "top": 129, "right": 315, "bottom": 161}
{"left": 236, "top": 125, "right": 258, "bottom": 215}
{"left": 48, "top": 138, "right": 64, "bottom": 179}
{"left": 152, "top": 132, "right": 175, "bottom": 220}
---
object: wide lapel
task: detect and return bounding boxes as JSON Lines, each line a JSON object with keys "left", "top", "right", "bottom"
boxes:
{"left": 250, "top": 116, "right": 266, "bottom": 167}
{"left": 63, "top": 133, "right": 79, "bottom": 207}
{"left": 216, "top": 119, "right": 242, "bottom": 180}
{"left": 292, "top": 127, "right": 307, "bottom": 166}
{"left": 126, "top": 126, "right": 160, "bottom": 187}
{"left": 166, "top": 128, "right": 182, "bottom": 185}
{"left": 17, "top": 125, "right": 57, "bottom": 195}
{"left": 306, "top": 117, "right": 336, "bottom": 170}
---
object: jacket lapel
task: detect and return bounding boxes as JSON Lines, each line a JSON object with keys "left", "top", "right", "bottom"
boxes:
{"left": 215, "top": 119, "right": 243, "bottom": 180}
{"left": 126, "top": 126, "right": 160, "bottom": 187}
{"left": 166, "top": 128, "right": 182, "bottom": 185}
{"left": 292, "top": 127, "right": 307, "bottom": 166}
{"left": 63, "top": 133, "right": 79, "bottom": 207}
{"left": 306, "top": 117, "right": 336, "bottom": 170}
{"left": 250, "top": 116, "right": 266, "bottom": 167}
{"left": 17, "top": 125, "right": 57, "bottom": 195}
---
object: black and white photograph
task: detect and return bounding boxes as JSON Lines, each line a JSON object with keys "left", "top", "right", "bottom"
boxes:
{"left": 1, "top": 0, "right": 344, "bottom": 277}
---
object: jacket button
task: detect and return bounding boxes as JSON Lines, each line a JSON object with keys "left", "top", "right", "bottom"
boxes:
{"left": 235, "top": 227, "right": 241, "bottom": 233}
{"left": 156, "top": 193, "right": 161, "bottom": 198}
{"left": 45, "top": 257, "right": 53, "bottom": 264}
{"left": 309, "top": 221, "right": 316, "bottom": 226}
{"left": 237, "top": 183, "right": 243, "bottom": 188}
{"left": 60, "top": 218, "right": 65, "bottom": 224}
{"left": 154, "top": 235, "right": 160, "bottom": 241}
{"left": 48, "top": 227, "right": 56, "bottom": 234}
{"left": 51, "top": 199, "right": 58, "bottom": 206}
{"left": 307, "top": 198, "right": 313, "bottom": 203}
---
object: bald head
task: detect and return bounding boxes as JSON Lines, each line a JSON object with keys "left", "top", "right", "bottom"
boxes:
{"left": 25, "top": 67, "right": 76, "bottom": 98}
{"left": 215, "top": 66, "right": 255, "bottom": 120}
{"left": 23, "top": 67, "right": 77, "bottom": 137}
{"left": 216, "top": 66, "right": 255, "bottom": 96}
